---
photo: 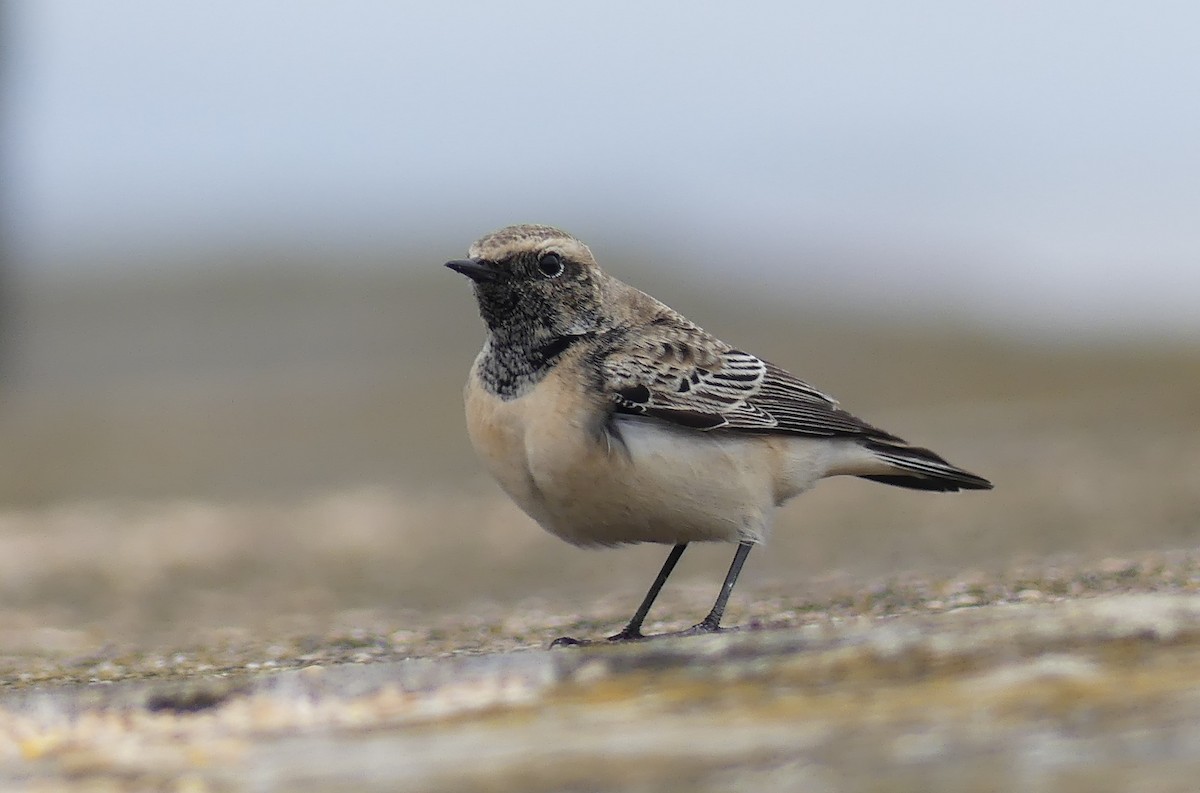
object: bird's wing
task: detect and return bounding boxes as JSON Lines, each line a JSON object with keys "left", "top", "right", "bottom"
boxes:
{"left": 600, "top": 321, "right": 900, "bottom": 440}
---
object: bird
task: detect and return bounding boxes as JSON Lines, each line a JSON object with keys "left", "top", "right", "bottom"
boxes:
{"left": 446, "top": 224, "right": 992, "bottom": 645}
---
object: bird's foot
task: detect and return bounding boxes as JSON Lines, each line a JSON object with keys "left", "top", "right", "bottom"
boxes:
{"left": 549, "top": 626, "right": 646, "bottom": 648}
{"left": 550, "top": 619, "right": 741, "bottom": 647}
{"left": 666, "top": 615, "right": 742, "bottom": 638}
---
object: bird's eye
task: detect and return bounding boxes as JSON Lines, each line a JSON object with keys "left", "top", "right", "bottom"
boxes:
{"left": 537, "top": 252, "right": 565, "bottom": 278}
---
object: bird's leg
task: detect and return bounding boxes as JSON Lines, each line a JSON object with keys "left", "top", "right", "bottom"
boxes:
{"left": 550, "top": 543, "right": 687, "bottom": 648}
{"left": 607, "top": 543, "right": 688, "bottom": 642}
{"left": 681, "top": 541, "right": 753, "bottom": 635}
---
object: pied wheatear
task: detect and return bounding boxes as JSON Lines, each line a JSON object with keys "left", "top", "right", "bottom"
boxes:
{"left": 447, "top": 224, "right": 991, "bottom": 645}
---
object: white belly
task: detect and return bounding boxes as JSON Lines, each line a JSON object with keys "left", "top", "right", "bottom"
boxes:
{"left": 573, "top": 415, "right": 778, "bottom": 545}
{"left": 464, "top": 360, "right": 852, "bottom": 547}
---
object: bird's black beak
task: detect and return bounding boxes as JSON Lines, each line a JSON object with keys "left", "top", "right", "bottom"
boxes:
{"left": 445, "top": 258, "right": 499, "bottom": 283}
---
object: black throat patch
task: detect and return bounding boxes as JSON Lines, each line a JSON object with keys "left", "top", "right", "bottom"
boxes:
{"left": 477, "top": 332, "right": 593, "bottom": 399}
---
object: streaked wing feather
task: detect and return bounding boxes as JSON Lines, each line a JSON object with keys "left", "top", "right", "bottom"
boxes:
{"left": 602, "top": 322, "right": 900, "bottom": 441}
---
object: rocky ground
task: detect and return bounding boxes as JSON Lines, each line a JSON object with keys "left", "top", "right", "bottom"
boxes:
{"left": 6, "top": 551, "right": 1200, "bottom": 792}
{"left": 7, "top": 568, "right": 1200, "bottom": 791}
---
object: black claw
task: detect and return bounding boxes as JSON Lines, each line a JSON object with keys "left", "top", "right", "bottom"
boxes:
{"left": 550, "top": 636, "right": 589, "bottom": 648}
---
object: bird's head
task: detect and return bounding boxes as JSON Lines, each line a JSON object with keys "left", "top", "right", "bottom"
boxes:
{"left": 446, "top": 224, "right": 609, "bottom": 339}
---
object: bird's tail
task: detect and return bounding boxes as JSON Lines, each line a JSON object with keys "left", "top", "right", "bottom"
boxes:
{"left": 858, "top": 440, "right": 993, "bottom": 492}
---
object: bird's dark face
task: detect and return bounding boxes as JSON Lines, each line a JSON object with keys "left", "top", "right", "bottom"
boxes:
{"left": 446, "top": 224, "right": 607, "bottom": 341}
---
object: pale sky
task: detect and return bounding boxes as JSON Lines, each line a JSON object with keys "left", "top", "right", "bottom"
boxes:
{"left": 5, "top": 1, "right": 1200, "bottom": 334}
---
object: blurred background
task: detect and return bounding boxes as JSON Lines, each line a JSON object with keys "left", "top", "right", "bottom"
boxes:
{"left": 0, "top": 2, "right": 1198, "bottom": 651}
